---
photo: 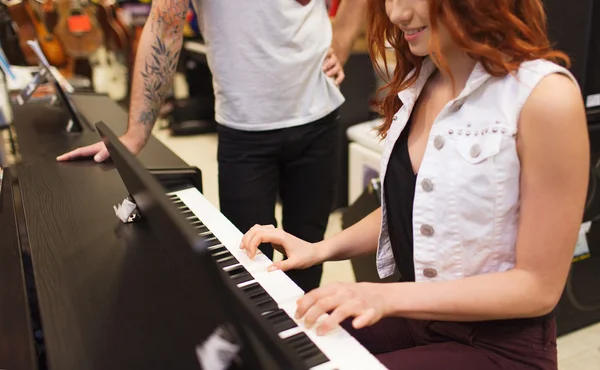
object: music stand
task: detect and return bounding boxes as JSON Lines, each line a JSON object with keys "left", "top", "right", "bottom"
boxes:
{"left": 14, "top": 40, "right": 89, "bottom": 133}
{"left": 95, "top": 121, "right": 307, "bottom": 370}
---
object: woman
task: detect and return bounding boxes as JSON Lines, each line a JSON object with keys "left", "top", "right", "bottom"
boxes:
{"left": 241, "top": 0, "right": 589, "bottom": 368}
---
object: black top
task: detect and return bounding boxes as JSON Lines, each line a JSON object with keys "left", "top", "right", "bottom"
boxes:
{"left": 384, "top": 117, "right": 417, "bottom": 282}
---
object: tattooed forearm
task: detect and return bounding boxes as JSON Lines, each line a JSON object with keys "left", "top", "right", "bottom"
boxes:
{"left": 136, "top": 0, "right": 187, "bottom": 128}
{"left": 138, "top": 36, "right": 181, "bottom": 126}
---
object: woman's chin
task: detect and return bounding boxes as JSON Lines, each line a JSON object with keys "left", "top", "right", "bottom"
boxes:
{"left": 407, "top": 43, "right": 430, "bottom": 57}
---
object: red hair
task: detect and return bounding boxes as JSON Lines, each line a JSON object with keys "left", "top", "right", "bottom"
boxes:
{"left": 368, "top": 0, "right": 571, "bottom": 138}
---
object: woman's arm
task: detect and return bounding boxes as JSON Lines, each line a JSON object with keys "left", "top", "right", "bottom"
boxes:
{"left": 240, "top": 208, "right": 381, "bottom": 270}
{"left": 320, "top": 207, "right": 382, "bottom": 261}
{"left": 384, "top": 72, "right": 590, "bottom": 321}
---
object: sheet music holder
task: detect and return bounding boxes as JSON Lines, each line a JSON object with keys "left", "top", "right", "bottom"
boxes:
{"left": 95, "top": 121, "right": 308, "bottom": 370}
{"left": 15, "top": 40, "right": 90, "bottom": 133}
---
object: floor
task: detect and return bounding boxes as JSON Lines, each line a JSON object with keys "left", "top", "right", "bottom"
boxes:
{"left": 151, "top": 123, "right": 600, "bottom": 370}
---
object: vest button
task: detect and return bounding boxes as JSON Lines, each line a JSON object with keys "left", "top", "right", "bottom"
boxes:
{"left": 470, "top": 144, "right": 482, "bottom": 158}
{"left": 423, "top": 268, "right": 438, "bottom": 278}
{"left": 433, "top": 135, "right": 445, "bottom": 150}
{"left": 421, "top": 178, "right": 434, "bottom": 192}
{"left": 420, "top": 224, "right": 434, "bottom": 236}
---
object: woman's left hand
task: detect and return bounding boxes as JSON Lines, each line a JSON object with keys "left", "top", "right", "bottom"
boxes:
{"left": 295, "top": 282, "right": 389, "bottom": 335}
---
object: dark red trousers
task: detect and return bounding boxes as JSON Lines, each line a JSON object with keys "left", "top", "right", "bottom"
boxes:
{"left": 341, "top": 316, "right": 557, "bottom": 369}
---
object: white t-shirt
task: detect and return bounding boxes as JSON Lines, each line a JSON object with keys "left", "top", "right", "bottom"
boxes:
{"left": 191, "top": 0, "right": 345, "bottom": 131}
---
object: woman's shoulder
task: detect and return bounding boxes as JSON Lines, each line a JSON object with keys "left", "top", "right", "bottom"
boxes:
{"left": 516, "top": 59, "right": 581, "bottom": 114}
{"left": 520, "top": 71, "right": 584, "bottom": 127}
{"left": 516, "top": 59, "right": 577, "bottom": 84}
{"left": 488, "top": 58, "right": 582, "bottom": 120}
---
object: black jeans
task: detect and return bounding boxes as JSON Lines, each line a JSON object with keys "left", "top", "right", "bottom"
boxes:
{"left": 217, "top": 109, "right": 339, "bottom": 292}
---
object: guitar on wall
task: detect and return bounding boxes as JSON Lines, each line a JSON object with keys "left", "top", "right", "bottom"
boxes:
{"left": 54, "top": 0, "right": 103, "bottom": 59}
{"left": 23, "top": 0, "right": 69, "bottom": 67}
{"left": 4, "top": 0, "right": 38, "bottom": 65}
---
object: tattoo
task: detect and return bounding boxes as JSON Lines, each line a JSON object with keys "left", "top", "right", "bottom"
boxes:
{"left": 139, "top": 36, "right": 181, "bottom": 125}
{"left": 150, "top": 0, "right": 187, "bottom": 39}
{"left": 139, "top": 0, "right": 187, "bottom": 126}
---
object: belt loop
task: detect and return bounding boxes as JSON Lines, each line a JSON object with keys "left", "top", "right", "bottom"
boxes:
{"left": 468, "top": 322, "right": 478, "bottom": 345}
{"left": 542, "top": 319, "right": 550, "bottom": 351}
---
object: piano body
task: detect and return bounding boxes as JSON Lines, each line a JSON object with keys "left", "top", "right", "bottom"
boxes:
{"left": 0, "top": 168, "right": 37, "bottom": 370}
{"left": 1, "top": 87, "right": 386, "bottom": 368}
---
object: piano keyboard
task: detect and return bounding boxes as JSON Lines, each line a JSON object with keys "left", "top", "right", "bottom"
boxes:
{"left": 167, "top": 187, "right": 387, "bottom": 370}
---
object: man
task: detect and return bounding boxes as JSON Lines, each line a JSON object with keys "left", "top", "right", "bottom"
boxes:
{"left": 57, "top": 0, "right": 367, "bottom": 292}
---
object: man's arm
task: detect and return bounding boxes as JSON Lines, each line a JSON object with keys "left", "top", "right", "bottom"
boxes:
{"left": 330, "top": 0, "right": 368, "bottom": 66}
{"left": 57, "top": 0, "right": 188, "bottom": 162}
{"left": 126, "top": 0, "right": 188, "bottom": 148}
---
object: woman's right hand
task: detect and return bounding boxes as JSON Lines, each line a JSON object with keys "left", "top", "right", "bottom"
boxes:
{"left": 240, "top": 225, "right": 324, "bottom": 272}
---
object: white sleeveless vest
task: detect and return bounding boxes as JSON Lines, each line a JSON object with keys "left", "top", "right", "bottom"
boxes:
{"left": 377, "top": 58, "right": 578, "bottom": 281}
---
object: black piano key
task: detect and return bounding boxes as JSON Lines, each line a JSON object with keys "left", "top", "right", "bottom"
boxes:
{"left": 286, "top": 333, "right": 324, "bottom": 354}
{"left": 286, "top": 332, "right": 312, "bottom": 348}
{"left": 283, "top": 332, "right": 329, "bottom": 368}
{"left": 241, "top": 282, "right": 267, "bottom": 299}
{"left": 187, "top": 216, "right": 201, "bottom": 223}
{"left": 254, "top": 292, "right": 274, "bottom": 306}
{"left": 204, "top": 236, "right": 222, "bottom": 247}
{"left": 180, "top": 208, "right": 194, "bottom": 216}
{"left": 209, "top": 245, "right": 227, "bottom": 254}
{"left": 197, "top": 229, "right": 211, "bottom": 236}
{"left": 262, "top": 309, "right": 297, "bottom": 332}
{"left": 207, "top": 244, "right": 225, "bottom": 251}
{"left": 241, "top": 282, "right": 262, "bottom": 296}
{"left": 211, "top": 248, "right": 231, "bottom": 258}
{"left": 227, "top": 266, "right": 253, "bottom": 285}
{"left": 185, "top": 215, "right": 199, "bottom": 222}
{"left": 241, "top": 283, "right": 278, "bottom": 311}
{"left": 190, "top": 219, "right": 204, "bottom": 227}
{"left": 216, "top": 254, "right": 239, "bottom": 269}
{"left": 304, "top": 351, "right": 330, "bottom": 368}
{"left": 256, "top": 296, "right": 278, "bottom": 312}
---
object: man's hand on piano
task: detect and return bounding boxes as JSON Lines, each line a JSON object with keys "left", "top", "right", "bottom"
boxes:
{"left": 240, "top": 224, "right": 324, "bottom": 272}
{"left": 295, "top": 282, "right": 388, "bottom": 336}
{"left": 56, "top": 135, "right": 144, "bottom": 163}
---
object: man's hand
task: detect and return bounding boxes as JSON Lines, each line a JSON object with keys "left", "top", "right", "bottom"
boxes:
{"left": 56, "top": 134, "right": 144, "bottom": 163}
{"left": 323, "top": 48, "right": 345, "bottom": 86}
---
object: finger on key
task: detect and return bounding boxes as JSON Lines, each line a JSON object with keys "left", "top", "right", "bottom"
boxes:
{"left": 243, "top": 225, "right": 268, "bottom": 258}
{"left": 317, "top": 301, "right": 360, "bottom": 336}
{"left": 247, "top": 226, "right": 278, "bottom": 259}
